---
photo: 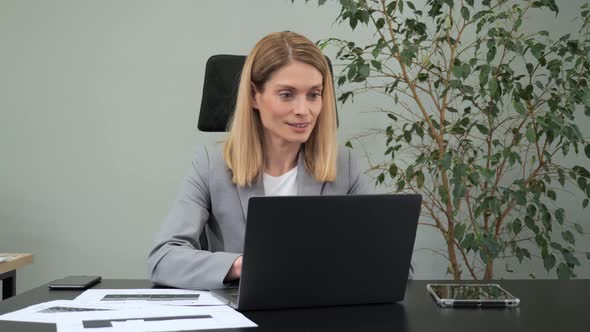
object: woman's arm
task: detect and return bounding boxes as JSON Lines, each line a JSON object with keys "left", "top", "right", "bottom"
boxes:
{"left": 148, "top": 146, "right": 241, "bottom": 290}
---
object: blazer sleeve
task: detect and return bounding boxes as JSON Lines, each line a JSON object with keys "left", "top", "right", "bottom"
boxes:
{"left": 346, "top": 148, "right": 374, "bottom": 195}
{"left": 148, "top": 146, "right": 241, "bottom": 290}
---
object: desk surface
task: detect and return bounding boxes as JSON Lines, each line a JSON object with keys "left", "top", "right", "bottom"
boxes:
{"left": 0, "top": 279, "right": 588, "bottom": 331}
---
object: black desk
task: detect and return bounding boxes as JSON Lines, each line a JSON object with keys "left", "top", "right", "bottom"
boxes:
{"left": 0, "top": 279, "right": 587, "bottom": 331}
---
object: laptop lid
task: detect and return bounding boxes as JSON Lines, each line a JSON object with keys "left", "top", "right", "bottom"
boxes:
{"left": 235, "top": 194, "right": 421, "bottom": 311}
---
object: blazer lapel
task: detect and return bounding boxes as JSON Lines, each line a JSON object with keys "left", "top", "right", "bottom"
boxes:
{"left": 236, "top": 178, "right": 264, "bottom": 221}
{"left": 297, "top": 151, "right": 324, "bottom": 196}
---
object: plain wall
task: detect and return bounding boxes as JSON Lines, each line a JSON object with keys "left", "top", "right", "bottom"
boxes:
{"left": 1, "top": 0, "right": 589, "bottom": 295}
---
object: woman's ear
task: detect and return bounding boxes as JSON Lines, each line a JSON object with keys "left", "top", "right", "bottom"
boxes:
{"left": 251, "top": 83, "right": 259, "bottom": 110}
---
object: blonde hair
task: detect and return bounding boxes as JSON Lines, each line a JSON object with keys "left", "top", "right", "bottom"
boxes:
{"left": 224, "top": 31, "right": 338, "bottom": 187}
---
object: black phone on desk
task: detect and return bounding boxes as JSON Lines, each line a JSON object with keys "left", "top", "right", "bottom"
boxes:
{"left": 48, "top": 276, "right": 102, "bottom": 290}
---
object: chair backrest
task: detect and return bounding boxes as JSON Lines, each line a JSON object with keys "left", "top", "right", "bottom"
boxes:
{"left": 197, "top": 54, "right": 338, "bottom": 132}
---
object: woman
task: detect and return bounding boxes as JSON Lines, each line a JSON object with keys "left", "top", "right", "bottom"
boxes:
{"left": 148, "top": 31, "right": 372, "bottom": 290}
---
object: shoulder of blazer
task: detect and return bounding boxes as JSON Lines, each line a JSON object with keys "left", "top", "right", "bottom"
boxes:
{"left": 337, "top": 146, "right": 355, "bottom": 178}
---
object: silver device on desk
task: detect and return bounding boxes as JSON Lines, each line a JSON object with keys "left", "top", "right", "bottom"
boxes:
{"left": 427, "top": 283, "right": 520, "bottom": 307}
{"left": 212, "top": 194, "right": 421, "bottom": 311}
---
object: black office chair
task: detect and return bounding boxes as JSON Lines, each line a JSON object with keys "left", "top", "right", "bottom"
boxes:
{"left": 197, "top": 54, "right": 338, "bottom": 132}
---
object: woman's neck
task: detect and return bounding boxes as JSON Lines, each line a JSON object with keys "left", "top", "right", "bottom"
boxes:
{"left": 263, "top": 141, "right": 301, "bottom": 177}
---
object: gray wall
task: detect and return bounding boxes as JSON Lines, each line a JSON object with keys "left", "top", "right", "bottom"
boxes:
{"left": 1, "top": 0, "right": 588, "bottom": 295}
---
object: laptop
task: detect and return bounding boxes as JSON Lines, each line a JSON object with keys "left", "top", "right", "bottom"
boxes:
{"left": 211, "top": 194, "right": 421, "bottom": 311}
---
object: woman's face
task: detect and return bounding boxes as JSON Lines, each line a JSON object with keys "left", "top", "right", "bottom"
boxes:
{"left": 253, "top": 61, "right": 323, "bottom": 148}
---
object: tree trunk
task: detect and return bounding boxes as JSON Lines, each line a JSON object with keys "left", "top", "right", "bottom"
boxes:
{"left": 446, "top": 230, "right": 461, "bottom": 280}
{"left": 483, "top": 260, "right": 494, "bottom": 280}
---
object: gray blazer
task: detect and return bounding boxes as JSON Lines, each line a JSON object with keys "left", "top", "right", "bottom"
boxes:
{"left": 148, "top": 144, "right": 373, "bottom": 290}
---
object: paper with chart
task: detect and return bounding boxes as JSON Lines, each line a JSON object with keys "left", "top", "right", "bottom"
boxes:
{"left": 55, "top": 305, "right": 257, "bottom": 332}
{"left": 0, "top": 300, "right": 132, "bottom": 323}
{"left": 0, "top": 288, "right": 257, "bottom": 331}
{"left": 74, "top": 289, "right": 227, "bottom": 306}
{"left": 0, "top": 299, "right": 257, "bottom": 331}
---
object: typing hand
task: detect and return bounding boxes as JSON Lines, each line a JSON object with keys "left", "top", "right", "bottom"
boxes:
{"left": 225, "top": 256, "right": 243, "bottom": 281}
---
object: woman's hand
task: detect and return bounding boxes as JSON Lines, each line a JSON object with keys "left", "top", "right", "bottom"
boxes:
{"left": 225, "top": 256, "right": 243, "bottom": 281}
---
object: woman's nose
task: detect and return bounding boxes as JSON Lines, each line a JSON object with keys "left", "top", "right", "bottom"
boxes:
{"left": 293, "top": 96, "right": 310, "bottom": 115}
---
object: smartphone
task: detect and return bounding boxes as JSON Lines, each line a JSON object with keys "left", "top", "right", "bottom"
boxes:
{"left": 48, "top": 276, "right": 102, "bottom": 290}
{"left": 426, "top": 283, "right": 520, "bottom": 307}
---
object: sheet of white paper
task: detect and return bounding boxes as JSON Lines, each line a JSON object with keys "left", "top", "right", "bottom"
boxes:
{"left": 0, "top": 300, "right": 134, "bottom": 323}
{"left": 74, "top": 289, "right": 227, "bottom": 306}
{"left": 55, "top": 305, "right": 257, "bottom": 332}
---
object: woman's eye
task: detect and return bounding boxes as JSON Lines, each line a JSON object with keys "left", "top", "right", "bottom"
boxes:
{"left": 308, "top": 92, "right": 321, "bottom": 100}
{"left": 279, "top": 92, "right": 294, "bottom": 99}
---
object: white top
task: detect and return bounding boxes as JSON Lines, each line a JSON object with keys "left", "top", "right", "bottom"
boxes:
{"left": 263, "top": 166, "right": 298, "bottom": 196}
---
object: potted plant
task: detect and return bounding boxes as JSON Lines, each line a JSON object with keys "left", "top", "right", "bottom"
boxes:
{"left": 303, "top": 0, "right": 590, "bottom": 279}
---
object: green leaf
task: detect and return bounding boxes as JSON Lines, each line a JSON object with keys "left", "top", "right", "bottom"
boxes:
{"left": 461, "top": 233, "right": 476, "bottom": 253}
{"left": 347, "top": 64, "right": 357, "bottom": 80}
{"left": 542, "top": 211, "right": 551, "bottom": 231}
{"left": 487, "top": 46, "right": 496, "bottom": 63}
{"left": 476, "top": 124, "right": 489, "bottom": 135}
{"left": 585, "top": 144, "right": 590, "bottom": 159}
{"left": 450, "top": 80, "right": 462, "bottom": 88}
{"left": 574, "top": 224, "right": 584, "bottom": 234}
{"left": 442, "top": 152, "right": 452, "bottom": 170}
{"left": 416, "top": 171, "right": 425, "bottom": 188}
{"left": 388, "top": 164, "right": 398, "bottom": 178}
{"left": 578, "top": 177, "right": 587, "bottom": 191}
{"left": 377, "top": 173, "right": 385, "bottom": 184}
{"left": 375, "top": 18, "right": 385, "bottom": 30}
{"left": 530, "top": 43, "right": 545, "bottom": 59}
{"left": 397, "top": 179, "right": 405, "bottom": 191}
{"left": 562, "top": 230, "right": 575, "bottom": 245}
{"left": 479, "top": 65, "right": 490, "bottom": 86}
{"left": 557, "top": 263, "right": 572, "bottom": 279}
{"left": 514, "top": 101, "right": 527, "bottom": 116}
{"left": 452, "top": 182, "right": 466, "bottom": 207}
{"left": 547, "top": 190, "right": 556, "bottom": 201}
{"left": 586, "top": 252, "right": 590, "bottom": 260}
{"left": 525, "top": 216, "right": 540, "bottom": 234}
{"left": 526, "top": 63, "right": 534, "bottom": 75}
{"left": 370, "top": 60, "right": 382, "bottom": 71}
{"left": 481, "top": 237, "right": 501, "bottom": 260}
{"left": 403, "top": 130, "right": 411, "bottom": 143}
{"left": 454, "top": 223, "right": 466, "bottom": 241}
{"left": 358, "top": 63, "right": 370, "bottom": 79}
{"left": 512, "top": 219, "right": 522, "bottom": 235}
{"left": 461, "top": 6, "right": 470, "bottom": 21}
{"left": 417, "top": 73, "right": 429, "bottom": 82}
{"left": 489, "top": 79, "right": 498, "bottom": 95}
{"left": 583, "top": 199, "right": 589, "bottom": 208}
{"left": 526, "top": 126, "right": 536, "bottom": 143}
{"left": 513, "top": 190, "right": 527, "bottom": 205}
{"left": 574, "top": 166, "right": 590, "bottom": 178}
{"left": 555, "top": 208, "right": 565, "bottom": 224}
{"left": 563, "top": 251, "right": 581, "bottom": 266}
{"left": 543, "top": 253, "right": 556, "bottom": 271}
{"left": 345, "top": 141, "right": 353, "bottom": 149}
